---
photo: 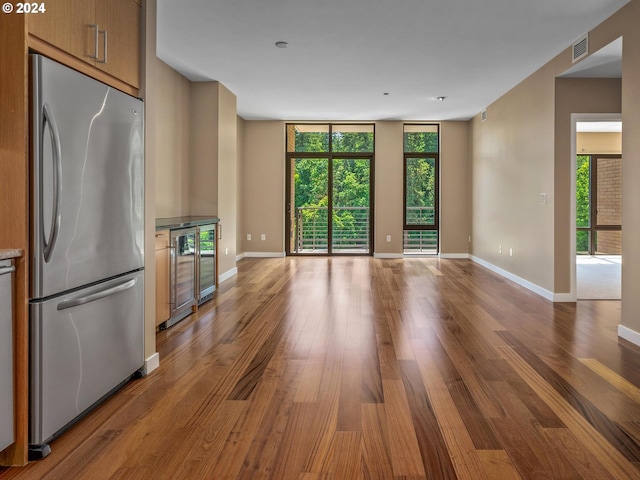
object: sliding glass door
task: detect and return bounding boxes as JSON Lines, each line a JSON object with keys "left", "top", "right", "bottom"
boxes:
{"left": 286, "top": 124, "right": 374, "bottom": 255}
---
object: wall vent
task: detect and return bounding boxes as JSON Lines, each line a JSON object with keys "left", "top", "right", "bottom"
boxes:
{"left": 481, "top": 108, "right": 488, "bottom": 122}
{"left": 572, "top": 34, "right": 588, "bottom": 63}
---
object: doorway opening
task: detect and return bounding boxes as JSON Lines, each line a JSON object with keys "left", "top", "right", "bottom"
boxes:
{"left": 573, "top": 118, "right": 622, "bottom": 300}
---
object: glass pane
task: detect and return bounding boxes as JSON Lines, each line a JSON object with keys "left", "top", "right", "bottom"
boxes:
{"left": 576, "top": 230, "right": 590, "bottom": 254}
{"left": 332, "top": 159, "right": 370, "bottom": 253}
{"left": 406, "top": 157, "right": 436, "bottom": 226}
{"left": 576, "top": 155, "right": 591, "bottom": 228}
{"left": 199, "top": 226, "right": 215, "bottom": 296}
{"left": 595, "top": 230, "right": 622, "bottom": 255}
{"left": 292, "top": 158, "right": 328, "bottom": 253}
{"left": 287, "top": 124, "right": 329, "bottom": 153}
{"left": 403, "top": 230, "right": 438, "bottom": 254}
{"left": 596, "top": 156, "right": 622, "bottom": 226}
{"left": 331, "top": 125, "right": 374, "bottom": 153}
{"left": 404, "top": 124, "right": 438, "bottom": 153}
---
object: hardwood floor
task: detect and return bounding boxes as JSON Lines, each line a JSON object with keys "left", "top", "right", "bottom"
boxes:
{"left": 2, "top": 256, "right": 640, "bottom": 479}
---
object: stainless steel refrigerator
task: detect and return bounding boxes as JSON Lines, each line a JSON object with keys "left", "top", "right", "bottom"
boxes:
{"left": 29, "top": 54, "right": 145, "bottom": 456}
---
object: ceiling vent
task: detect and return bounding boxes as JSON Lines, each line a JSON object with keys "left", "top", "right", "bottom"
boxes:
{"left": 572, "top": 34, "right": 589, "bottom": 63}
{"left": 481, "top": 108, "right": 488, "bottom": 122}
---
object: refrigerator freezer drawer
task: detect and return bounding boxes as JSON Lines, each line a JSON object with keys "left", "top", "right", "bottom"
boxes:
{"left": 30, "top": 270, "right": 144, "bottom": 445}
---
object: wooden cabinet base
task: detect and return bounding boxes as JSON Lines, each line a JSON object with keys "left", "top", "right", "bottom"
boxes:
{"left": 27, "top": 36, "right": 138, "bottom": 96}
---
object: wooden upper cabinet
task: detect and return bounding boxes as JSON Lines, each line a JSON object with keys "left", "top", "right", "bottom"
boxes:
{"left": 94, "top": 0, "right": 140, "bottom": 88}
{"left": 27, "top": 0, "right": 140, "bottom": 91}
{"left": 28, "top": 0, "right": 94, "bottom": 61}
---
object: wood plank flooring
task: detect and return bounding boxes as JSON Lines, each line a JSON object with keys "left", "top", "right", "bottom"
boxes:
{"left": 2, "top": 256, "right": 640, "bottom": 479}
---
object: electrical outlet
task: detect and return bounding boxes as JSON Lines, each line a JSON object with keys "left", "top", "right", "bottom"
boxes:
{"left": 247, "top": 234, "right": 251, "bottom": 241}
{"left": 539, "top": 193, "right": 547, "bottom": 205}
{"left": 499, "top": 244, "right": 502, "bottom": 254}
{"left": 509, "top": 248, "right": 513, "bottom": 257}
{"left": 261, "top": 234, "right": 266, "bottom": 241}
{"left": 386, "top": 235, "right": 391, "bottom": 242}
{"left": 225, "top": 247, "right": 228, "bottom": 255}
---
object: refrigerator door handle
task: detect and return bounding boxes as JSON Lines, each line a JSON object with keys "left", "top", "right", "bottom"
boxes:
{"left": 56, "top": 278, "right": 137, "bottom": 311}
{"left": 0, "top": 266, "right": 15, "bottom": 276}
{"left": 42, "top": 103, "right": 62, "bottom": 263}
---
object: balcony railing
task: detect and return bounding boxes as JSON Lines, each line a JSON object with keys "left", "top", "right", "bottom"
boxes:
{"left": 295, "top": 206, "right": 369, "bottom": 253}
{"left": 293, "top": 206, "right": 437, "bottom": 254}
{"left": 406, "top": 206, "right": 435, "bottom": 225}
{"left": 405, "top": 206, "right": 437, "bottom": 253}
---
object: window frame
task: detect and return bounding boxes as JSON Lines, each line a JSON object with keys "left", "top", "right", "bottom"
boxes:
{"left": 402, "top": 124, "right": 440, "bottom": 232}
{"left": 285, "top": 123, "right": 375, "bottom": 256}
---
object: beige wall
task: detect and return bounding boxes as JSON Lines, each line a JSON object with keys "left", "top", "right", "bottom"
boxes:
{"left": 470, "top": 60, "right": 557, "bottom": 291}
{"left": 152, "top": 67, "right": 191, "bottom": 218}
{"left": 142, "top": 1, "right": 240, "bottom": 359}
{"left": 440, "top": 121, "right": 471, "bottom": 255}
{"left": 576, "top": 132, "right": 622, "bottom": 154}
{"left": 470, "top": 0, "right": 640, "bottom": 335}
{"left": 618, "top": 1, "right": 640, "bottom": 337}
{"left": 239, "top": 121, "right": 285, "bottom": 254}
{"left": 237, "top": 116, "right": 246, "bottom": 252}
{"left": 554, "top": 78, "right": 622, "bottom": 293}
{"left": 142, "top": 0, "right": 193, "bottom": 360}
{"left": 189, "top": 83, "right": 219, "bottom": 215}
{"left": 374, "top": 122, "right": 404, "bottom": 254}
{"left": 238, "top": 121, "right": 470, "bottom": 256}
{"left": 217, "top": 84, "right": 238, "bottom": 277}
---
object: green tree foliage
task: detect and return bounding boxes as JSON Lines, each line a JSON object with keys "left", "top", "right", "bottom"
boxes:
{"left": 404, "top": 132, "right": 438, "bottom": 153}
{"left": 331, "top": 132, "right": 374, "bottom": 153}
{"left": 294, "top": 131, "right": 328, "bottom": 153}
{"left": 576, "top": 155, "right": 590, "bottom": 252}
{"left": 406, "top": 158, "right": 435, "bottom": 224}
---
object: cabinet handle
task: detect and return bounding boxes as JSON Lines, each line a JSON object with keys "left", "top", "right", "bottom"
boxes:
{"left": 89, "top": 24, "right": 99, "bottom": 59}
{"left": 97, "top": 29, "right": 108, "bottom": 64}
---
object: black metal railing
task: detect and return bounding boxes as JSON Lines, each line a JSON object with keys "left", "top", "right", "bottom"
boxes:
{"left": 295, "top": 206, "right": 369, "bottom": 253}
{"left": 294, "top": 206, "right": 437, "bottom": 254}
{"left": 406, "top": 206, "right": 435, "bottom": 225}
{"left": 404, "top": 206, "right": 437, "bottom": 253}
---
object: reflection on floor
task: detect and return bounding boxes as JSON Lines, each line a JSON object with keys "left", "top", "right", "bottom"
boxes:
{"left": 577, "top": 255, "right": 621, "bottom": 300}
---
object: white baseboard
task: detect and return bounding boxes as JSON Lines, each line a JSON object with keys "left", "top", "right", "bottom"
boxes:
{"left": 145, "top": 352, "right": 160, "bottom": 375}
{"left": 219, "top": 267, "right": 238, "bottom": 284}
{"left": 439, "top": 253, "right": 470, "bottom": 259}
{"left": 242, "top": 252, "right": 286, "bottom": 258}
{"left": 374, "top": 253, "right": 403, "bottom": 259}
{"left": 470, "top": 255, "right": 556, "bottom": 302}
{"left": 618, "top": 324, "right": 640, "bottom": 348}
{"left": 553, "top": 293, "right": 576, "bottom": 302}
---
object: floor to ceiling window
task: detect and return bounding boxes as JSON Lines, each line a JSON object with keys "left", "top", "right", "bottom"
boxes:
{"left": 403, "top": 124, "right": 439, "bottom": 254}
{"left": 286, "top": 124, "right": 374, "bottom": 255}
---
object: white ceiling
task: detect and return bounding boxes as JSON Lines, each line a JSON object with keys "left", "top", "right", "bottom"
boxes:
{"left": 156, "top": 0, "right": 628, "bottom": 121}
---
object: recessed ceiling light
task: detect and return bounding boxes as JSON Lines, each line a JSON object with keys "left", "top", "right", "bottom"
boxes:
{"left": 436, "top": 96, "right": 446, "bottom": 101}
{"left": 275, "top": 41, "right": 289, "bottom": 48}
{"left": 383, "top": 92, "right": 390, "bottom": 96}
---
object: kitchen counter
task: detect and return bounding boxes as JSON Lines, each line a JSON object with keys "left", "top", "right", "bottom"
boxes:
{"left": 156, "top": 216, "right": 219, "bottom": 231}
{"left": 0, "top": 249, "right": 22, "bottom": 260}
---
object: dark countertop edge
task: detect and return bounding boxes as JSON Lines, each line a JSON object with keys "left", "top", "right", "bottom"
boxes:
{"left": 0, "top": 249, "right": 23, "bottom": 260}
{"left": 156, "top": 216, "right": 220, "bottom": 231}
